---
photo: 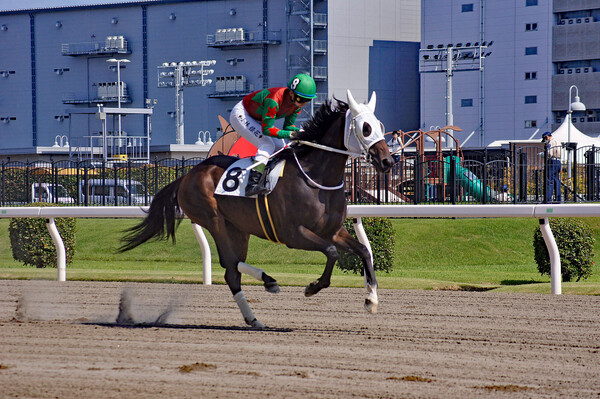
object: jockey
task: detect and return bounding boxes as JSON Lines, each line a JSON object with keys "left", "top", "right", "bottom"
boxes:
{"left": 229, "top": 73, "right": 316, "bottom": 196}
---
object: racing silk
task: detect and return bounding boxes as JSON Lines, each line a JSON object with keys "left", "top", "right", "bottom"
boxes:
{"left": 242, "top": 87, "right": 301, "bottom": 139}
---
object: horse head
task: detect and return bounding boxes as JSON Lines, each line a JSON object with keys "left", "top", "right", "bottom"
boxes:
{"left": 345, "top": 90, "right": 394, "bottom": 173}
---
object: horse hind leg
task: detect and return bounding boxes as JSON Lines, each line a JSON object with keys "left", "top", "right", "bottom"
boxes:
{"left": 288, "top": 226, "right": 339, "bottom": 297}
{"left": 205, "top": 219, "right": 267, "bottom": 328}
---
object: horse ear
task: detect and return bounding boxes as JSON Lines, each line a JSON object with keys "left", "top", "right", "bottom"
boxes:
{"left": 367, "top": 91, "right": 377, "bottom": 112}
{"left": 347, "top": 90, "right": 360, "bottom": 114}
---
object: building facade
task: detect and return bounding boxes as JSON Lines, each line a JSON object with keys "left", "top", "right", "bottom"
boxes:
{"left": 0, "top": 0, "right": 421, "bottom": 160}
{"left": 421, "top": 0, "right": 600, "bottom": 148}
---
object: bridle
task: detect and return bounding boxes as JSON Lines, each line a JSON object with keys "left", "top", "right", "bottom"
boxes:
{"left": 291, "top": 107, "right": 384, "bottom": 190}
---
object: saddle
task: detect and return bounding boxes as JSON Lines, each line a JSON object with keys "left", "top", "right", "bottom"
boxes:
{"left": 215, "top": 158, "right": 286, "bottom": 197}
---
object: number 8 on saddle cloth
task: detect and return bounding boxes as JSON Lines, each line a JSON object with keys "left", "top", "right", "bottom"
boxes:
{"left": 215, "top": 158, "right": 286, "bottom": 197}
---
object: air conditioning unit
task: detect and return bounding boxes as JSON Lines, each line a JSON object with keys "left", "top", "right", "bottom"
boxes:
{"left": 558, "top": 68, "right": 565, "bottom": 74}
{"left": 235, "top": 28, "right": 244, "bottom": 42}
{"left": 567, "top": 68, "right": 574, "bottom": 74}
{"left": 568, "top": 18, "right": 575, "bottom": 24}
{"left": 115, "top": 36, "right": 125, "bottom": 50}
{"left": 576, "top": 68, "right": 581, "bottom": 73}
{"left": 225, "top": 76, "right": 236, "bottom": 92}
{"left": 215, "top": 76, "right": 225, "bottom": 92}
{"left": 226, "top": 28, "right": 235, "bottom": 42}
{"left": 559, "top": 19, "right": 566, "bottom": 25}
{"left": 98, "top": 82, "right": 107, "bottom": 98}
{"left": 576, "top": 18, "right": 582, "bottom": 23}
{"left": 215, "top": 29, "right": 226, "bottom": 43}
{"left": 235, "top": 75, "right": 246, "bottom": 92}
{"left": 583, "top": 67, "right": 591, "bottom": 73}
{"left": 584, "top": 17, "right": 591, "bottom": 23}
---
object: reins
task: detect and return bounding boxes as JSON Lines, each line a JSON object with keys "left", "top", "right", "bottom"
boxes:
{"left": 291, "top": 150, "right": 345, "bottom": 191}
{"left": 289, "top": 110, "right": 376, "bottom": 191}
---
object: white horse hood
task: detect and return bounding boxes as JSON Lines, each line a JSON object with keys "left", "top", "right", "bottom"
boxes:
{"left": 344, "top": 90, "right": 385, "bottom": 157}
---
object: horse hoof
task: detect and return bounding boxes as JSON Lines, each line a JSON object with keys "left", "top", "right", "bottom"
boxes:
{"left": 247, "top": 318, "right": 266, "bottom": 329}
{"left": 304, "top": 281, "right": 319, "bottom": 297}
{"left": 364, "top": 299, "right": 378, "bottom": 314}
{"left": 264, "top": 281, "right": 280, "bottom": 294}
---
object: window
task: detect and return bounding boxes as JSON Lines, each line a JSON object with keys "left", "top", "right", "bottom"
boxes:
{"left": 525, "top": 72, "right": 537, "bottom": 80}
{"left": 525, "top": 120, "right": 537, "bottom": 128}
{"left": 525, "top": 47, "right": 538, "bottom": 55}
{"left": 526, "top": 0, "right": 537, "bottom": 6}
{"left": 461, "top": 4, "right": 473, "bottom": 12}
{"left": 525, "top": 95, "right": 537, "bottom": 104}
{"left": 461, "top": 99, "right": 473, "bottom": 107}
{"left": 525, "top": 23, "right": 538, "bottom": 31}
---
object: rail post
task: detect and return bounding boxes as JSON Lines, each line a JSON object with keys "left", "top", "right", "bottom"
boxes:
{"left": 539, "top": 218, "right": 561, "bottom": 294}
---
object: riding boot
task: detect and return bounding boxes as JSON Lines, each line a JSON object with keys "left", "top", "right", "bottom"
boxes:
{"left": 245, "top": 163, "right": 270, "bottom": 197}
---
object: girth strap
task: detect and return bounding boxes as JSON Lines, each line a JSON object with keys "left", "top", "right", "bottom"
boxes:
{"left": 255, "top": 194, "right": 282, "bottom": 244}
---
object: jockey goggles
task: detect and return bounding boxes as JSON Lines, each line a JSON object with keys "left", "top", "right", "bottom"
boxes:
{"left": 294, "top": 95, "right": 311, "bottom": 104}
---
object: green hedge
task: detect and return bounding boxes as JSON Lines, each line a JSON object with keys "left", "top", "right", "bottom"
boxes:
{"left": 8, "top": 203, "right": 77, "bottom": 268}
{"left": 337, "top": 217, "right": 394, "bottom": 274}
{"left": 533, "top": 218, "right": 595, "bottom": 282}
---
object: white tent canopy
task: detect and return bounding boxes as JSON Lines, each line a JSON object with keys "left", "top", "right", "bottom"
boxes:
{"left": 488, "top": 114, "right": 600, "bottom": 149}
{"left": 548, "top": 114, "right": 600, "bottom": 149}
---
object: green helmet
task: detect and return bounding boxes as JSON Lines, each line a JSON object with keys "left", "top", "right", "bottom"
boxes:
{"left": 287, "top": 73, "right": 316, "bottom": 99}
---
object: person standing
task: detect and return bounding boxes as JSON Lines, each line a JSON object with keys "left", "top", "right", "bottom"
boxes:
{"left": 229, "top": 73, "right": 316, "bottom": 196}
{"left": 387, "top": 131, "right": 401, "bottom": 163}
{"left": 542, "top": 131, "right": 562, "bottom": 203}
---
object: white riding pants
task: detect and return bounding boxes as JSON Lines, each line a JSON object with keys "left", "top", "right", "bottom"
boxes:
{"left": 230, "top": 101, "right": 286, "bottom": 164}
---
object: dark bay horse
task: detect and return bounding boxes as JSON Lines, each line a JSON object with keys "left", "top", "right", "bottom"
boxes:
{"left": 120, "top": 90, "right": 394, "bottom": 328}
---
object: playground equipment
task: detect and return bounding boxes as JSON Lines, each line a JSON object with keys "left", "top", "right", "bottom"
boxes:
{"left": 443, "top": 155, "right": 508, "bottom": 202}
{"left": 359, "top": 126, "right": 465, "bottom": 203}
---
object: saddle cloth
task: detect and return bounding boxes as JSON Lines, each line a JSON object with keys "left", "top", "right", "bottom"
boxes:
{"left": 215, "top": 158, "right": 286, "bottom": 197}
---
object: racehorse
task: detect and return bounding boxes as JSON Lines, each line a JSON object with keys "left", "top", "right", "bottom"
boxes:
{"left": 119, "top": 90, "right": 394, "bottom": 328}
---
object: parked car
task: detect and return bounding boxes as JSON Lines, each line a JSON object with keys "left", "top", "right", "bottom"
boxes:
{"left": 78, "top": 179, "right": 151, "bottom": 205}
{"left": 31, "top": 183, "right": 75, "bottom": 204}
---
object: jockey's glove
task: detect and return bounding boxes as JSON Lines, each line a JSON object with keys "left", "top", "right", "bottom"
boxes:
{"left": 288, "top": 130, "right": 300, "bottom": 140}
{"left": 287, "top": 126, "right": 301, "bottom": 131}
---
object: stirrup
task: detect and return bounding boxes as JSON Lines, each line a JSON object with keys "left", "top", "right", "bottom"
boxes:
{"left": 245, "top": 170, "right": 270, "bottom": 197}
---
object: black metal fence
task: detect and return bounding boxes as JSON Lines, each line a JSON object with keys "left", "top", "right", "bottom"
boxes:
{"left": 344, "top": 144, "right": 600, "bottom": 204}
{"left": 2, "top": 145, "right": 600, "bottom": 206}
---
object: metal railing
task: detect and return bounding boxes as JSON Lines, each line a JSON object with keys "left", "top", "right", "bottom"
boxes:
{"left": 3, "top": 145, "right": 600, "bottom": 207}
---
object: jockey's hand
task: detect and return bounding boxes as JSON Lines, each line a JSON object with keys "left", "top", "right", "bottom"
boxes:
{"left": 288, "top": 130, "right": 300, "bottom": 140}
{"left": 287, "top": 126, "right": 300, "bottom": 131}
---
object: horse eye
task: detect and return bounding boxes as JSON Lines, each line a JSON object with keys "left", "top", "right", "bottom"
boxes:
{"left": 362, "top": 122, "right": 372, "bottom": 137}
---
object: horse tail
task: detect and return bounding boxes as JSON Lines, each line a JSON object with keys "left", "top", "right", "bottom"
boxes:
{"left": 118, "top": 176, "right": 184, "bottom": 253}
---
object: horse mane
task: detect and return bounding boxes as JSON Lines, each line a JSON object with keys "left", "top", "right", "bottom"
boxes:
{"left": 295, "top": 98, "right": 348, "bottom": 142}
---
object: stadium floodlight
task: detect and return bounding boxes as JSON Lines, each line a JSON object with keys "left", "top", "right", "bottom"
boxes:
{"left": 419, "top": 41, "right": 492, "bottom": 147}
{"left": 157, "top": 59, "right": 217, "bottom": 144}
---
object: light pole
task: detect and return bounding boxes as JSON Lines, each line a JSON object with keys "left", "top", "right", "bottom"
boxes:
{"left": 419, "top": 42, "right": 492, "bottom": 148}
{"left": 106, "top": 58, "right": 130, "bottom": 137}
{"left": 566, "top": 85, "right": 586, "bottom": 178}
{"left": 157, "top": 60, "right": 215, "bottom": 145}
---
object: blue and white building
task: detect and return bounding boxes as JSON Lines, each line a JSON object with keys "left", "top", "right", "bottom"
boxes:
{"left": 0, "top": 0, "right": 421, "bottom": 160}
{"left": 421, "top": 0, "right": 600, "bottom": 147}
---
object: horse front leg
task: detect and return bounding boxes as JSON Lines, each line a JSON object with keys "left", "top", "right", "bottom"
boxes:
{"left": 333, "top": 227, "right": 379, "bottom": 314}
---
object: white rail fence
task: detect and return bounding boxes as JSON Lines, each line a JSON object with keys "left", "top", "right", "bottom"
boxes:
{"left": 2, "top": 204, "right": 600, "bottom": 294}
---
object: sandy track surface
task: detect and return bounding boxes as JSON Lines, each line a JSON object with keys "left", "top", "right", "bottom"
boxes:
{"left": 0, "top": 280, "right": 599, "bottom": 398}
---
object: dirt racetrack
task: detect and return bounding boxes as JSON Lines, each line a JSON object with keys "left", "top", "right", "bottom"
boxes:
{"left": 1, "top": 280, "right": 599, "bottom": 399}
